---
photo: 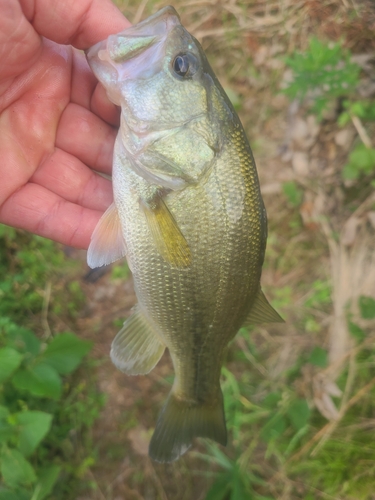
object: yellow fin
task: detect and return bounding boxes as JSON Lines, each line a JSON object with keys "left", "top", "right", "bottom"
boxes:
{"left": 149, "top": 389, "right": 227, "bottom": 463}
{"left": 111, "top": 306, "right": 165, "bottom": 375}
{"left": 245, "top": 289, "right": 284, "bottom": 325}
{"left": 140, "top": 196, "right": 191, "bottom": 267}
{"left": 87, "top": 202, "right": 127, "bottom": 268}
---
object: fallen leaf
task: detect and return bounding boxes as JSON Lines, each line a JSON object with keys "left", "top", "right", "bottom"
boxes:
{"left": 342, "top": 216, "right": 361, "bottom": 247}
{"left": 334, "top": 128, "right": 355, "bottom": 149}
{"left": 128, "top": 426, "right": 149, "bottom": 457}
{"left": 292, "top": 151, "right": 310, "bottom": 176}
{"left": 367, "top": 211, "right": 375, "bottom": 230}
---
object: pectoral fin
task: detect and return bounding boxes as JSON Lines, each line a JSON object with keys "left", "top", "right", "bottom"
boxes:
{"left": 111, "top": 306, "right": 165, "bottom": 375}
{"left": 87, "top": 202, "right": 127, "bottom": 268}
{"left": 140, "top": 196, "right": 191, "bottom": 268}
{"left": 245, "top": 289, "right": 284, "bottom": 325}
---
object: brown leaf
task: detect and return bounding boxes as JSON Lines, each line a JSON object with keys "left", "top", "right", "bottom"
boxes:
{"left": 292, "top": 152, "right": 310, "bottom": 176}
{"left": 367, "top": 211, "right": 375, "bottom": 230}
{"left": 128, "top": 426, "right": 149, "bottom": 457}
{"left": 341, "top": 216, "right": 361, "bottom": 247}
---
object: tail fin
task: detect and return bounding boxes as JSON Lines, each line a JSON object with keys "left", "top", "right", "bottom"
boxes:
{"left": 149, "top": 390, "right": 227, "bottom": 463}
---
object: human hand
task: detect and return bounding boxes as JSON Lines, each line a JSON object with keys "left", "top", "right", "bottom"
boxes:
{"left": 0, "top": 0, "right": 131, "bottom": 249}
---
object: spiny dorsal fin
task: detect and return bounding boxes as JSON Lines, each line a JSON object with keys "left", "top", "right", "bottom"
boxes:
{"left": 87, "top": 202, "right": 127, "bottom": 268}
{"left": 140, "top": 196, "right": 191, "bottom": 268}
{"left": 111, "top": 306, "right": 165, "bottom": 375}
{"left": 245, "top": 289, "right": 284, "bottom": 325}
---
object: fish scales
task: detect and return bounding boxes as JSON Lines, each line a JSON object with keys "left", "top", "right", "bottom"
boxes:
{"left": 86, "top": 5, "right": 282, "bottom": 463}
{"left": 117, "top": 132, "right": 262, "bottom": 394}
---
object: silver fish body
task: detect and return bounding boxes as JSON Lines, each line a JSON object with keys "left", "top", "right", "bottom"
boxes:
{"left": 86, "top": 6, "right": 282, "bottom": 463}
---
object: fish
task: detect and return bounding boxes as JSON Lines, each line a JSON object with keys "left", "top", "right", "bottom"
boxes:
{"left": 86, "top": 5, "right": 283, "bottom": 463}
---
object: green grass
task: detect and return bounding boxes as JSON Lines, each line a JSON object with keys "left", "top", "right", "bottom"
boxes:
{"left": 0, "top": 227, "right": 104, "bottom": 499}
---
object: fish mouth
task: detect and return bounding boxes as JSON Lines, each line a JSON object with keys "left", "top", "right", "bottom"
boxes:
{"left": 86, "top": 6, "right": 181, "bottom": 70}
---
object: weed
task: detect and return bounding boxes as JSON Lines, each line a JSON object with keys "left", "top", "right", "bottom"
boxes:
{"left": 282, "top": 37, "right": 360, "bottom": 119}
{"left": 282, "top": 181, "right": 304, "bottom": 208}
{"left": 342, "top": 143, "right": 375, "bottom": 181}
{"left": 308, "top": 347, "right": 328, "bottom": 368}
{"left": 358, "top": 296, "right": 375, "bottom": 320}
{"left": 283, "top": 38, "right": 375, "bottom": 185}
{"left": 0, "top": 226, "right": 104, "bottom": 498}
{"left": 0, "top": 325, "right": 91, "bottom": 498}
{"left": 111, "top": 262, "right": 130, "bottom": 281}
{"left": 0, "top": 226, "right": 84, "bottom": 329}
{"left": 338, "top": 99, "right": 375, "bottom": 126}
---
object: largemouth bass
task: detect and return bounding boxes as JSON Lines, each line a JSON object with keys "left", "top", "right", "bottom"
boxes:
{"left": 86, "top": 5, "right": 283, "bottom": 463}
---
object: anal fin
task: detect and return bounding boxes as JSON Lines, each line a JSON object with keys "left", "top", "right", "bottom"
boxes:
{"left": 111, "top": 306, "right": 165, "bottom": 375}
{"left": 87, "top": 202, "right": 127, "bottom": 268}
{"left": 245, "top": 288, "right": 284, "bottom": 325}
{"left": 140, "top": 195, "right": 191, "bottom": 268}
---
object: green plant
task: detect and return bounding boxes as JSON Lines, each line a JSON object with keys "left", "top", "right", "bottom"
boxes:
{"left": 0, "top": 226, "right": 104, "bottom": 499}
{"left": 283, "top": 39, "right": 375, "bottom": 185}
{"left": 282, "top": 181, "right": 303, "bottom": 208}
{"left": 339, "top": 99, "right": 375, "bottom": 181}
{"left": 200, "top": 361, "right": 312, "bottom": 500}
{"left": 201, "top": 443, "right": 266, "bottom": 500}
{"left": 282, "top": 37, "right": 360, "bottom": 119}
{"left": 348, "top": 295, "right": 375, "bottom": 343}
{"left": 111, "top": 261, "right": 130, "bottom": 281}
{"left": 342, "top": 143, "right": 375, "bottom": 181}
{"left": 338, "top": 99, "right": 375, "bottom": 126}
{"left": 0, "top": 320, "right": 92, "bottom": 499}
{"left": 0, "top": 225, "right": 84, "bottom": 326}
{"left": 204, "top": 290, "right": 375, "bottom": 499}
{"left": 358, "top": 295, "right": 375, "bottom": 319}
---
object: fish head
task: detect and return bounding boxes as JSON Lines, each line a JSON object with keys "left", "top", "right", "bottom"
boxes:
{"left": 86, "top": 6, "right": 223, "bottom": 134}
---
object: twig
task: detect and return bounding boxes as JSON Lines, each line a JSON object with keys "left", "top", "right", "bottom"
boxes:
{"left": 341, "top": 376, "right": 375, "bottom": 413}
{"left": 311, "top": 349, "right": 356, "bottom": 456}
{"left": 287, "top": 374, "right": 375, "bottom": 464}
{"left": 147, "top": 460, "right": 170, "bottom": 500}
{"left": 42, "top": 281, "right": 52, "bottom": 339}
{"left": 133, "top": 0, "right": 150, "bottom": 24}
{"left": 188, "top": 11, "right": 216, "bottom": 33}
{"left": 269, "top": 335, "right": 375, "bottom": 474}
{"left": 351, "top": 115, "right": 372, "bottom": 148}
{"left": 236, "top": 337, "right": 269, "bottom": 376}
{"left": 87, "top": 468, "right": 107, "bottom": 500}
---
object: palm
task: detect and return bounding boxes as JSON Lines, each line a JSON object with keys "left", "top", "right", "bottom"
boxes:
{"left": 0, "top": 0, "right": 130, "bottom": 248}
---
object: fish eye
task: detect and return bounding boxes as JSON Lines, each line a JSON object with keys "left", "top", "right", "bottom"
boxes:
{"left": 172, "top": 53, "right": 198, "bottom": 78}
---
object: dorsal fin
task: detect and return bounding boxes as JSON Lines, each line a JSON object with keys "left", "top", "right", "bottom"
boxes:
{"left": 87, "top": 202, "right": 127, "bottom": 268}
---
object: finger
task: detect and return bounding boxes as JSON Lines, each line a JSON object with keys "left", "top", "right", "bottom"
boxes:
{"left": 70, "top": 48, "right": 97, "bottom": 110}
{"left": 56, "top": 102, "right": 116, "bottom": 174}
{"left": 90, "top": 82, "right": 121, "bottom": 127}
{"left": 0, "top": 182, "right": 104, "bottom": 249}
{"left": 0, "top": 0, "right": 41, "bottom": 83}
{"left": 70, "top": 49, "right": 120, "bottom": 126}
{"left": 31, "top": 148, "right": 113, "bottom": 211}
{"left": 27, "top": 0, "right": 131, "bottom": 48}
